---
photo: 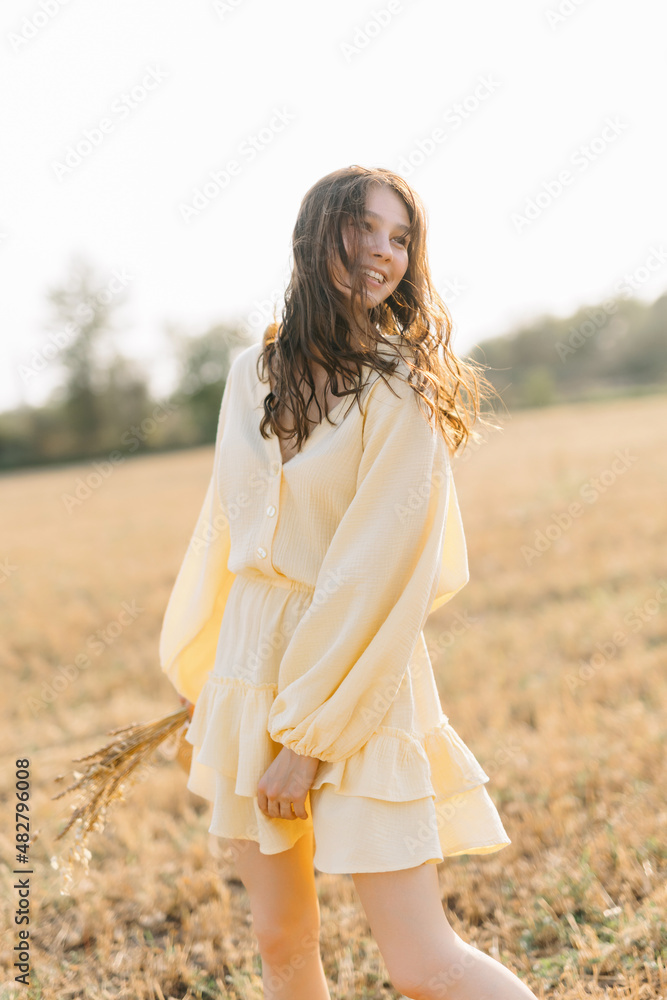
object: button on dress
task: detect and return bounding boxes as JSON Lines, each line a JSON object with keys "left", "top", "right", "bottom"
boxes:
{"left": 159, "top": 336, "right": 511, "bottom": 874}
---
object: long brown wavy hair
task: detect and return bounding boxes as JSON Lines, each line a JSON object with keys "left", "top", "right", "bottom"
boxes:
{"left": 256, "top": 164, "right": 498, "bottom": 457}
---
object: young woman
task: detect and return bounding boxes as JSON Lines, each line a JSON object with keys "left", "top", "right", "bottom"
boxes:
{"left": 160, "top": 165, "right": 538, "bottom": 999}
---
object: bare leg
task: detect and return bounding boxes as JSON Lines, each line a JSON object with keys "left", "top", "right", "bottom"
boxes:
{"left": 225, "top": 829, "right": 331, "bottom": 1000}
{"left": 352, "top": 861, "right": 538, "bottom": 1000}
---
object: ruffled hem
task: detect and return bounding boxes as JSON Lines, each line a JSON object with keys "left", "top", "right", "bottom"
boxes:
{"left": 186, "top": 766, "right": 510, "bottom": 873}
{"left": 187, "top": 673, "right": 492, "bottom": 804}
{"left": 309, "top": 782, "right": 510, "bottom": 873}
{"left": 185, "top": 673, "right": 511, "bottom": 872}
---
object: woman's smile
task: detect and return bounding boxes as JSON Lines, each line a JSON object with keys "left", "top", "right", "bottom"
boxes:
{"left": 362, "top": 268, "right": 386, "bottom": 288}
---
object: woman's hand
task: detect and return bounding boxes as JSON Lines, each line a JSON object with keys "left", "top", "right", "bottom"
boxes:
{"left": 257, "top": 746, "right": 320, "bottom": 820}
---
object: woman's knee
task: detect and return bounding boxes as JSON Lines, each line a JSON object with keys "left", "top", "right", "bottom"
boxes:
{"left": 388, "top": 937, "right": 477, "bottom": 1000}
{"left": 253, "top": 909, "right": 321, "bottom": 966}
{"left": 376, "top": 944, "right": 465, "bottom": 1000}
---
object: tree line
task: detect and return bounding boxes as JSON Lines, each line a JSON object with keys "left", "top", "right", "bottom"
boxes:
{"left": 1, "top": 255, "right": 665, "bottom": 470}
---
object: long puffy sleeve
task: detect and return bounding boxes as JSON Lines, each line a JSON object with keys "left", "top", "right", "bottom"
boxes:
{"left": 159, "top": 362, "right": 237, "bottom": 703}
{"left": 266, "top": 371, "right": 469, "bottom": 763}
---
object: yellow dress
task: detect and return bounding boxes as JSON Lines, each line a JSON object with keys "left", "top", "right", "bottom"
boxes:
{"left": 159, "top": 336, "right": 510, "bottom": 874}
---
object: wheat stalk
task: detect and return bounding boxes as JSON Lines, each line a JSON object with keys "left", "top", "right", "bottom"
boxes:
{"left": 51, "top": 708, "right": 191, "bottom": 892}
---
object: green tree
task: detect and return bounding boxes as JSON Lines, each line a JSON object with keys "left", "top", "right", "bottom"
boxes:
{"left": 166, "top": 322, "right": 252, "bottom": 443}
{"left": 44, "top": 253, "right": 133, "bottom": 453}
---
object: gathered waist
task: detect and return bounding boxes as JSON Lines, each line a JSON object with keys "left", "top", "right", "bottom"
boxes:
{"left": 235, "top": 567, "right": 315, "bottom": 594}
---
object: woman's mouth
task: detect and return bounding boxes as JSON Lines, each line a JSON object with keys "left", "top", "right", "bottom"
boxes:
{"left": 362, "top": 268, "right": 386, "bottom": 288}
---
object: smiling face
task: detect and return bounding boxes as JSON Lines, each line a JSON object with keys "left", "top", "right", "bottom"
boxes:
{"left": 331, "top": 184, "right": 412, "bottom": 312}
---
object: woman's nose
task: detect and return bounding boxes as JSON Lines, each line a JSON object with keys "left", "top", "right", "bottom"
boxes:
{"left": 371, "top": 233, "right": 392, "bottom": 258}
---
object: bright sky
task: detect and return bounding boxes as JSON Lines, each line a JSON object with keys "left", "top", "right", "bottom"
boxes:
{"left": 2, "top": 0, "right": 665, "bottom": 412}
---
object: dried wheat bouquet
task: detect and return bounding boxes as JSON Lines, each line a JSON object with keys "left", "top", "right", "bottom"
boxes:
{"left": 51, "top": 707, "right": 191, "bottom": 892}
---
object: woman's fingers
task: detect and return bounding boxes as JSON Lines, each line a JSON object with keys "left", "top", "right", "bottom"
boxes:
{"left": 289, "top": 798, "right": 309, "bottom": 820}
{"left": 256, "top": 746, "right": 318, "bottom": 820}
{"left": 257, "top": 787, "right": 269, "bottom": 817}
{"left": 259, "top": 791, "right": 293, "bottom": 820}
{"left": 257, "top": 786, "right": 309, "bottom": 821}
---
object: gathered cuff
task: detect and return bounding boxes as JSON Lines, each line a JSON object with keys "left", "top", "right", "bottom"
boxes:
{"left": 187, "top": 674, "right": 491, "bottom": 804}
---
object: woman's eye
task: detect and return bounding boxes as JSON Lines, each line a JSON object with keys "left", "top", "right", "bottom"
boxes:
{"left": 358, "top": 218, "right": 409, "bottom": 247}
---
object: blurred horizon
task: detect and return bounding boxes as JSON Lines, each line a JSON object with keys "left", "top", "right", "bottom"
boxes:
{"left": 2, "top": 0, "right": 666, "bottom": 418}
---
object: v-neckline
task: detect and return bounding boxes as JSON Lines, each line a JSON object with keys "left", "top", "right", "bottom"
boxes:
{"left": 253, "top": 335, "right": 403, "bottom": 470}
{"left": 276, "top": 394, "right": 349, "bottom": 468}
